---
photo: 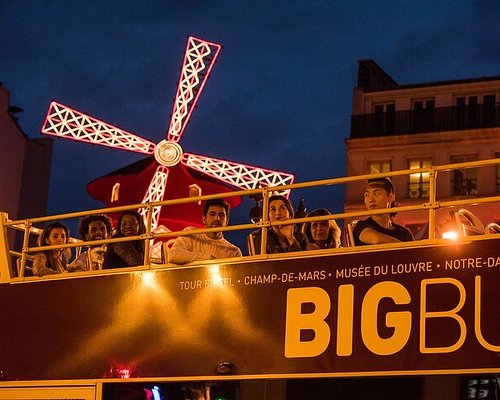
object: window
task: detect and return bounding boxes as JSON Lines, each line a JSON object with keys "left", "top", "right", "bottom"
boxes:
{"left": 456, "top": 95, "right": 479, "bottom": 106}
{"left": 412, "top": 99, "right": 435, "bottom": 110}
{"left": 456, "top": 94, "right": 496, "bottom": 105}
{"left": 386, "top": 103, "right": 395, "bottom": 113}
{"left": 373, "top": 102, "right": 395, "bottom": 134}
{"left": 373, "top": 103, "right": 395, "bottom": 113}
{"left": 450, "top": 154, "right": 478, "bottom": 196}
{"left": 455, "top": 95, "right": 482, "bottom": 128}
{"left": 368, "top": 160, "right": 391, "bottom": 174}
{"left": 484, "top": 94, "right": 496, "bottom": 105}
{"left": 483, "top": 94, "right": 496, "bottom": 127}
{"left": 408, "top": 158, "right": 432, "bottom": 198}
{"left": 412, "top": 98, "right": 435, "bottom": 132}
{"left": 189, "top": 184, "right": 202, "bottom": 205}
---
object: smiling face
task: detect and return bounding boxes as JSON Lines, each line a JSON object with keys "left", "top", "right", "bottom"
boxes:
{"left": 85, "top": 221, "right": 109, "bottom": 241}
{"left": 364, "top": 185, "right": 395, "bottom": 210}
{"left": 269, "top": 199, "right": 291, "bottom": 222}
{"left": 120, "top": 214, "right": 140, "bottom": 236}
{"left": 45, "top": 227, "right": 67, "bottom": 246}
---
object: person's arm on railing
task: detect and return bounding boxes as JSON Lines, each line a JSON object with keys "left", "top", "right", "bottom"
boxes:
{"left": 358, "top": 228, "right": 403, "bottom": 244}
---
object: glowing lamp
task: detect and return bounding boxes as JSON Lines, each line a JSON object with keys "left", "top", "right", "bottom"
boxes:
{"left": 209, "top": 265, "right": 223, "bottom": 287}
{"left": 141, "top": 271, "right": 157, "bottom": 288}
{"left": 442, "top": 231, "right": 459, "bottom": 240}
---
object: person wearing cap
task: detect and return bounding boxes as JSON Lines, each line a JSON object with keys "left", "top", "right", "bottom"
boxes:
{"left": 353, "top": 178, "right": 414, "bottom": 246}
{"left": 168, "top": 199, "right": 242, "bottom": 264}
{"left": 248, "top": 195, "right": 308, "bottom": 254}
{"left": 302, "top": 208, "right": 342, "bottom": 250}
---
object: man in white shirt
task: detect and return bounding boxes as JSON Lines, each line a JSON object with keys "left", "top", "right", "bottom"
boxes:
{"left": 168, "top": 199, "right": 242, "bottom": 264}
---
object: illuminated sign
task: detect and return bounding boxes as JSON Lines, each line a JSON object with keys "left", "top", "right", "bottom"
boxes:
{"left": 40, "top": 36, "right": 295, "bottom": 231}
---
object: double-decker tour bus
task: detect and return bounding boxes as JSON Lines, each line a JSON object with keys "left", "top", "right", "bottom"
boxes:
{"left": 0, "top": 159, "right": 499, "bottom": 400}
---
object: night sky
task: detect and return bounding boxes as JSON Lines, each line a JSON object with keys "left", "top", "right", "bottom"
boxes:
{"left": 1, "top": 1, "right": 499, "bottom": 232}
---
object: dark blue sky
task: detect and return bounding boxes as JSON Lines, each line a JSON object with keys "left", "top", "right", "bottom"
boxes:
{"left": 1, "top": 1, "right": 499, "bottom": 227}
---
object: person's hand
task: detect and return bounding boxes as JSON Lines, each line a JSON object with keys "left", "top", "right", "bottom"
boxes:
{"left": 89, "top": 246, "right": 106, "bottom": 269}
{"left": 90, "top": 246, "right": 106, "bottom": 259}
{"left": 63, "top": 247, "right": 72, "bottom": 260}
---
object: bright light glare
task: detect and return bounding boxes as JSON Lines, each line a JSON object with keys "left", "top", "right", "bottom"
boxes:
{"left": 442, "top": 231, "right": 459, "bottom": 240}
{"left": 209, "top": 265, "right": 223, "bottom": 287}
{"left": 141, "top": 271, "right": 158, "bottom": 288}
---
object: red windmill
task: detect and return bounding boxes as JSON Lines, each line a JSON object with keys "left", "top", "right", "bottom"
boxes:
{"left": 41, "top": 36, "right": 294, "bottom": 233}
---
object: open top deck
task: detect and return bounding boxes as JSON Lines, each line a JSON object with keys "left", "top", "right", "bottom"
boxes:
{"left": 0, "top": 159, "right": 499, "bottom": 399}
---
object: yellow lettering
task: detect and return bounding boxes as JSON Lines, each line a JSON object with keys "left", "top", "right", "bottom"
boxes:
{"left": 361, "top": 281, "right": 411, "bottom": 355}
{"left": 420, "top": 278, "right": 466, "bottom": 353}
{"left": 336, "top": 284, "right": 354, "bottom": 356}
{"left": 474, "top": 276, "right": 500, "bottom": 351}
{"left": 285, "top": 287, "right": 331, "bottom": 358}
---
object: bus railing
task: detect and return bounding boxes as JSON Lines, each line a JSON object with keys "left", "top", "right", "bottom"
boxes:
{"left": 1, "top": 158, "right": 499, "bottom": 282}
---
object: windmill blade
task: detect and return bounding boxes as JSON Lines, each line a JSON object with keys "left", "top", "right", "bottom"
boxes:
{"left": 182, "top": 152, "right": 294, "bottom": 197}
{"left": 41, "top": 101, "right": 156, "bottom": 154}
{"left": 139, "top": 166, "right": 169, "bottom": 231}
{"left": 166, "top": 36, "right": 222, "bottom": 143}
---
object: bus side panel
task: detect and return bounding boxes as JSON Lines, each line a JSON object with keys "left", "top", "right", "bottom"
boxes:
{"left": 0, "top": 239, "right": 499, "bottom": 381}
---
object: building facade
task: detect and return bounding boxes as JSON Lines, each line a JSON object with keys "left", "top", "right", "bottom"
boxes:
{"left": 345, "top": 60, "right": 500, "bottom": 237}
{"left": 0, "top": 83, "right": 53, "bottom": 221}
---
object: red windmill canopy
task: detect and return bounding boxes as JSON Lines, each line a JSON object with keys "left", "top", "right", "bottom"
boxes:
{"left": 87, "top": 156, "right": 241, "bottom": 231}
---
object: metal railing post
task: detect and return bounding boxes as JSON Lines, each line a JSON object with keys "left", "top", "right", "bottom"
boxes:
{"left": 260, "top": 188, "right": 270, "bottom": 255}
{"left": 144, "top": 203, "right": 153, "bottom": 267}
{"left": 18, "top": 220, "right": 32, "bottom": 278}
{"left": 428, "top": 167, "right": 437, "bottom": 241}
{"left": 0, "top": 212, "right": 12, "bottom": 282}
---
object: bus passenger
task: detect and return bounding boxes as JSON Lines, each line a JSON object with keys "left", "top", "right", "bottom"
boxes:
{"left": 33, "top": 221, "right": 70, "bottom": 277}
{"left": 103, "top": 211, "right": 145, "bottom": 269}
{"left": 67, "top": 214, "right": 113, "bottom": 271}
{"left": 249, "top": 195, "right": 308, "bottom": 254}
{"left": 353, "top": 178, "right": 414, "bottom": 246}
{"left": 168, "top": 199, "right": 242, "bottom": 264}
{"left": 303, "top": 208, "right": 341, "bottom": 249}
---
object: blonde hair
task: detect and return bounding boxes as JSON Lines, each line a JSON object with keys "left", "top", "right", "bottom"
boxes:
{"left": 302, "top": 208, "right": 341, "bottom": 248}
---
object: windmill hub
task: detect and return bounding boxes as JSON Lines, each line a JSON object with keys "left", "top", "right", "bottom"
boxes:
{"left": 154, "top": 140, "right": 183, "bottom": 167}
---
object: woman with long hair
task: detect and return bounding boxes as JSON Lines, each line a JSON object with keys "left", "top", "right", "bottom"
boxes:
{"left": 249, "top": 195, "right": 308, "bottom": 254}
{"left": 33, "top": 221, "right": 70, "bottom": 276}
{"left": 302, "top": 208, "right": 341, "bottom": 249}
{"left": 103, "top": 210, "right": 146, "bottom": 269}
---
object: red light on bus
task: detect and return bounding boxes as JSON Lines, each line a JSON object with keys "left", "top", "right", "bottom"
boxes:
{"left": 117, "top": 368, "right": 131, "bottom": 379}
